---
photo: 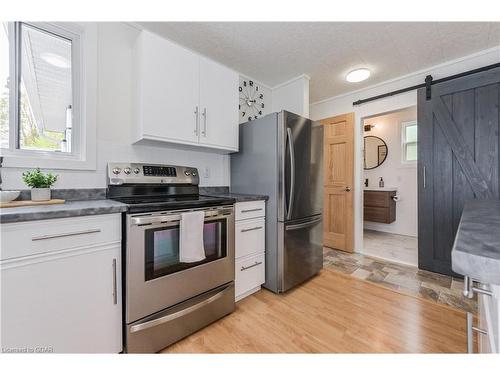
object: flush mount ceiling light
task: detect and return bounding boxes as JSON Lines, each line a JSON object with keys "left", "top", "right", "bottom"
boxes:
{"left": 40, "top": 52, "right": 70, "bottom": 69}
{"left": 346, "top": 68, "right": 371, "bottom": 83}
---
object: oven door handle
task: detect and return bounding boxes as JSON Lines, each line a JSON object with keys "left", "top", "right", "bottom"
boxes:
{"left": 129, "top": 284, "right": 230, "bottom": 333}
{"left": 130, "top": 210, "right": 228, "bottom": 226}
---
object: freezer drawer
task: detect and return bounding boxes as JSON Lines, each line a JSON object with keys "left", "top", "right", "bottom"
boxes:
{"left": 281, "top": 215, "right": 323, "bottom": 292}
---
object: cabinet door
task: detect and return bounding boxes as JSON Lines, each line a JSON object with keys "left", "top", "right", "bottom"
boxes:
{"left": 199, "top": 56, "right": 239, "bottom": 150}
{"left": 136, "top": 31, "right": 200, "bottom": 144}
{"left": 1, "top": 245, "right": 122, "bottom": 353}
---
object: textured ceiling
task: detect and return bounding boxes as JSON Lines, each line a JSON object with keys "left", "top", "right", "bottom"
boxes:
{"left": 138, "top": 22, "right": 500, "bottom": 103}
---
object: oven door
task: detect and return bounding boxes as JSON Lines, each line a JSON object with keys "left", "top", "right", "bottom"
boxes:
{"left": 126, "top": 206, "right": 235, "bottom": 323}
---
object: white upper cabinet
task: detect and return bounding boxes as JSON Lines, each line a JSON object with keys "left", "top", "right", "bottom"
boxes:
{"left": 199, "top": 56, "right": 239, "bottom": 150}
{"left": 134, "top": 31, "right": 239, "bottom": 152}
{"left": 134, "top": 31, "right": 200, "bottom": 145}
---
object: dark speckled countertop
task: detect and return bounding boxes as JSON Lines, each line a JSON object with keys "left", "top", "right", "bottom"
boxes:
{"left": 0, "top": 187, "right": 267, "bottom": 223}
{"left": 452, "top": 199, "right": 500, "bottom": 285}
{"left": 0, "top": 199, "right": 128, "bottom": 224}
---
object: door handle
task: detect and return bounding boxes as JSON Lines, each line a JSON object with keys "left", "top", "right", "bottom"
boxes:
{"left": 286, "top": 128, "right": 295, "bottom": 220}
{"left": 285, "top": 216, "right": 322, "bottom": 231}
{"left": 202, "top": 108, "right": 207, "bottom": 137}
{"left": 345, "top": 186, "right": 351, "bottom": 192}
{"left": 194, "top": 106, "right": 199, "bottom": 135}
{"left": 112, "top": 258, "right": 117, "bottom": 305}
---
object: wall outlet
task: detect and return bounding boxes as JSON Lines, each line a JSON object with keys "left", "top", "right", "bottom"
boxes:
{"left": 203, "top": 167, "right": 210, "bottom": 179}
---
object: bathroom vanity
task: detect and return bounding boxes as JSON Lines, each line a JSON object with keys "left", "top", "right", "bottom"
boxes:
{"left": 363, "top": 188, "right": 397, "bottom": 224}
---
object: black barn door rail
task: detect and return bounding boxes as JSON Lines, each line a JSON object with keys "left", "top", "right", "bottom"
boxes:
{"left": 352, "top": 62, "right": 500, "bottom": 106}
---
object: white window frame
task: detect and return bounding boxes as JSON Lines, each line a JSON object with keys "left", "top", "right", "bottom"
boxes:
{"left": 401, "top": 120, "right": 417, "bottom": 164}
{"left": 0, "top": 22, "right": 96, "bottom": 171}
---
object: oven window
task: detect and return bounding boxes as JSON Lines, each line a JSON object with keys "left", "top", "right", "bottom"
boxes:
{"left": 144, "top": 218, "right": 227, "bottom": 281}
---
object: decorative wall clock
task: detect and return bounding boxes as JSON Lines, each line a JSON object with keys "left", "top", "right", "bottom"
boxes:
{"left": 239, "top": 79, "right": 265, "bottom": 122}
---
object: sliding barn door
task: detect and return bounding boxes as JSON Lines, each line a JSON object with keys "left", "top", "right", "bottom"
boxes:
{"left": 418, "top": 68, "right": 500, "bottom": 275}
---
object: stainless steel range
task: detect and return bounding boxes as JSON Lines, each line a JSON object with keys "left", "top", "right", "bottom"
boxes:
{"left": 107, "top": 163, "right": 236, "bottom": 353}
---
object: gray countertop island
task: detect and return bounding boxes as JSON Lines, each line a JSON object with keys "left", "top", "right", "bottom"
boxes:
{"left": 451, "top": 199, "right": 500, "bottom": 285}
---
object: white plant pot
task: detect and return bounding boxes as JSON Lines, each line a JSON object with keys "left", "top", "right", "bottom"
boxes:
{"left": 31, "top": 188, "right": 51, "bottom": 202}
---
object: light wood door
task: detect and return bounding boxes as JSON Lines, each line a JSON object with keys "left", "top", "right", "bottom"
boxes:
{"left": 199, "top": 56, "right": 239, "bottom": 151}
{"left": 321, "top": 113, "right": 354, "bottom": 252}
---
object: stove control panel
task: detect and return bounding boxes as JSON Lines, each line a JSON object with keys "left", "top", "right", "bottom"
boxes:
{"left": 143, "top": 165, "right": 177, "bottom": 177}
{"left": 107, "top": 163, "right": 199, "bottom": 186}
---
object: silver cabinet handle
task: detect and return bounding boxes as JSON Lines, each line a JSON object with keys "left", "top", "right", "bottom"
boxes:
{"left": 202, "top": 107, "right": 207, "bottom": 137}
{"left": 464, "top": 276, "right": 493, "bottom": 298}
{"left": 241, "top": 226, "right": 263, "bottom": 233}
{"left": 32, "top": 229, "right": 101, "bottom": 241}
{"left": 112, "top": 258, "right": 117, "bottom": 305}
{"left": 286, "top": 127, "right": 295, "bottom": 220}
{"left": 241, "top": 261, "right": 263, "bottom": 271}
{"left": 467, "top": 312, "right": 488, "bottom": 353}
{"left": 194, "top": 106, "right": 199, "bottom": 135}
{"left": 129, "top": 284, "right": 229, "bottom": 333}
{"left": 423, "top": 166, "right": 426, "bottom": 188}
{"left": 241, "top": 208, "right": 263, "bottom": 213}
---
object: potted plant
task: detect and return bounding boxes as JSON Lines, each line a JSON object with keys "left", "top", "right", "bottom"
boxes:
{"left": 22, "top": 168, "right": 58, "bottom": 201}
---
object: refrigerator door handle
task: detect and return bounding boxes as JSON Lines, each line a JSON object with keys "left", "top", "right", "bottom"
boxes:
{"left": 285, "top": 216, "right": 322, "bottom": 231}
{"left": 286, "top": 127, "right": 296, "bottom": 220}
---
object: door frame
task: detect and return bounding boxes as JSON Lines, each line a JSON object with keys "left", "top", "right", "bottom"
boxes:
{"left": 358, "top": 106, "right": 419, "bottom": 266}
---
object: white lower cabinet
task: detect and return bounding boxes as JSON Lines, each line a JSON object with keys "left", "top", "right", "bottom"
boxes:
{"left": 478, "top": 283, "right": 500, "bottom": 353}
{"left": 0, "top": 214, "right": 122, "bottom": 353}
{"left": 234, "top": 201, "right": 266, "bottom": 301}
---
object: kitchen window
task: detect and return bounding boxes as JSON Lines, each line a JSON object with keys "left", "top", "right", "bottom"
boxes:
{"left": 0, "top": 22, "right": 95, "bottom": 170}
{"left": 401, "top": 120, "right": 417, "bottom": 163}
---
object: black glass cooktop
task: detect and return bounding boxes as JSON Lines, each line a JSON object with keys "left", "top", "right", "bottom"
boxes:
{"left": 111, "top": 194, "right": 235, "bottom": 213}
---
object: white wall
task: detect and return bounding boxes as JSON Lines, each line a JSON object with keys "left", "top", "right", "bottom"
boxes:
{"left": 1, "top": 23, "right": 229, "bottom": 190}
{"left": 310, "top": 45, "right": 500, "bottom": 253}
{"left": 272, "top": 75, "right": 310, "bottom": 117}
{"left": 363, "top": 107, "right": 417, "bottom": 237}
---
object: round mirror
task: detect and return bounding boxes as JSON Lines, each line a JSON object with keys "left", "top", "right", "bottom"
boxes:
{"left": 364, "top": 136, "right": 388, "bottom": 169}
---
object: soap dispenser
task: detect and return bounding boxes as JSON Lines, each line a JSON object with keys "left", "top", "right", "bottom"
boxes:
{"left": 379, "top": 177, "right": 384, "bottom": 188}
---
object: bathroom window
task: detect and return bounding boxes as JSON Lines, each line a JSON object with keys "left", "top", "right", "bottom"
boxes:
{"left": 0, "top": 22, "right": 91, "bottom": 168}
{"left": 401, "top": 121, "right": 417, "bottom": 163}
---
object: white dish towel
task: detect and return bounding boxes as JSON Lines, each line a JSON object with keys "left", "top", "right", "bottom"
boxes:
{"left": 179, "top": 211, "right": 206, "bottom": 263}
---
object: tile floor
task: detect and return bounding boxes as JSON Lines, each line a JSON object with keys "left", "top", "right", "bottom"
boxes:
{"left": 362, "top": 229, "right": 418, "bottom": 266}
{"left": 323, "top": 247, "right": 477, "bottom": 312}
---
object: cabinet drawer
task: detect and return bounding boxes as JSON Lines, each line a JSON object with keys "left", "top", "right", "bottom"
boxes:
{"left": 364, "top": 206, "right": 390, "bottom": 223}
{"left": 364, "top": 191, "right": 395, "bottom": 208}
{"left": 235, "top": 218, "right": 265, "bottom": 259}
{"left": 235, "top": 253, "right": 265, "bottom": 299}
{"left": 235, "top": 201, "right": 265, "bottom": 221}
{"left": 0, "top": 214, "right": 121, "bottom": 261}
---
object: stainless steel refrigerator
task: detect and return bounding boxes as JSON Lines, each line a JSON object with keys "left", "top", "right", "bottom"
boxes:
{"left": 231, "top": 110, "right": 323, "bottom": 293}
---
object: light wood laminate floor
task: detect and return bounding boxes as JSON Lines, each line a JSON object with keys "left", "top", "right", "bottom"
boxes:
{"left": 162, "top": 269, "right": 467, "bottom": 353}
